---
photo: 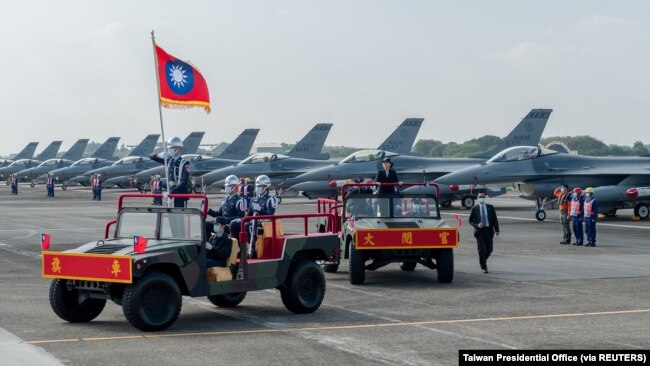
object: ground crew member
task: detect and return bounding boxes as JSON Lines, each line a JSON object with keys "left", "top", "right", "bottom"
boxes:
{"left": 239, "top": 177, "right": 253, "bottom": 210}
{"left": 152, "top": 175, "right": 162, "bottom": 205}
{"left": 468, "top": 192, "right": 500, "bottom": 273}
{"left": 46, "top": 173, "right": 55, "bottom": 197}
{"left": 148, "top": 174, "right": 156, "bottom": 204}
{"left": 94, "top": 174, "right": 102, "bottom": 201}
{"left": 554, "top": 184, "right": 571, "bottom": 244}
{"left": 151, "top": 136, "right": 190, "bottom": 208}
{"left": 245, "top": 175, "right": 279, "bottom": 257}
{"left": 569, "top": 187, "right": 584, "bottom": 246}
{"left": 90, "top": 173, "right": 97, "bottom": 200}
{"left": 10, "top": 173, "right": 18, "bottom": 195}
{"left": 207, "top": 175, "right": 247, "bottom": 239}
{"left": 583, "top": 187, "right": 598, "bottom": 247}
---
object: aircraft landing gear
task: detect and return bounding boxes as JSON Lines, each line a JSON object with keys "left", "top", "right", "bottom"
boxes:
{"left": 440, "top": 200, "right": 452, "bottom": 208}
{"left": 605, "top": 209, "right": 617, "bottom": 217}
{"left": 61, "top": 184, "right": 68, "bottom": 191}
{"left": 30, "top": 181, "right": 35, "bottom": 188}
{"left": 461, "top": 196, "right": 475, "bottom": 209}
{"left": 535, "top": 197, "right": 548, "bottom": 221}
{"left": 634, "top": 203, "right": 649, "bottom": 220}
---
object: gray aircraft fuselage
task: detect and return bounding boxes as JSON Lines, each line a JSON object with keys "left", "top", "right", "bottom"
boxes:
{"left": 134, "top": 154, "right": 240, "bottom": 185}
{"left": 47, "top": 158, "right": 115, "bottom": 185}
{"left": 200, "top": 153, "right": 335, "bottom": 187}
{"left": 0, "top": 159, "right": 42, "bottom": 180}
{"left": 15, "top": 159, "right": 74, "bottom": 182}
{"left": 69, "top": 156, "right": 159, "bottom": 184}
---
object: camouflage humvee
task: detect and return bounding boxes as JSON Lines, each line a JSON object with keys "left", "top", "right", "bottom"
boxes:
{"left": 320, "top": 183, "right": 459, "bottom": 285}
{"left": 43, "top": 194, "right": 339, "bottom": 331}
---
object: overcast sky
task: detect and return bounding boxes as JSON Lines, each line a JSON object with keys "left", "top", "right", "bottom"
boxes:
{"left": 1, "top": 0, "right": 648, "bottom": 157}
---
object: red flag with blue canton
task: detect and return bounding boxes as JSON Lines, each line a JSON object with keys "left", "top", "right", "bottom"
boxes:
{"left": 134, "top": 236, "right": 149, "bottom": 253}
{"left": 41, "top": 233, "right": 51, "bottom": 250}
{"left": 154, "top": 44, "right": 211, "bottom": 113}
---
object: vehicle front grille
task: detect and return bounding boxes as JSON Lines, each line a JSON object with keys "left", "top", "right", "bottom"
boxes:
{"left": 85, "top": 244, "right": 130, "bottom": 254}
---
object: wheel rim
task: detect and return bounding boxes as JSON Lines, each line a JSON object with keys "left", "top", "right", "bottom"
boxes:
{"left": 640, "top": 206, "right": 649, "bottom": 218}
{"left": 141, "top": 285, "right": 174, "bottom": 325}
{"left": 464, "top": 197, "right": 473, "bottom": 207}
{"left": 298, "top": 273, "right": 319, "bottom": 305}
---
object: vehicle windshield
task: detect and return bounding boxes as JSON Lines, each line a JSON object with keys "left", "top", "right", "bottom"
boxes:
{"left": 345, "top": 193, "right": 439, "bottom": 219}
{"left": 340, "top": 150, "right": 391, "bottom": 164}
{"left": 71, "top": 158, "right": 98, "bottom": 166}
{"left": 486, "top": 146, "right": 557, "bottom": 163}
{"left": 116, "top": 211, "right": 203, "bottom": 241}
{"left": 238, "top": 153, "right": 289, "bottom": 165}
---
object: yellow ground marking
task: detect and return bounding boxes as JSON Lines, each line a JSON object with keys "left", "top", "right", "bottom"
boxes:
{"left": 25, "top": 308, "right": 650, "bottom": 345}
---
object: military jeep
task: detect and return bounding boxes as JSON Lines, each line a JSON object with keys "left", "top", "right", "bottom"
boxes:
{"left": 318, "top": 183, "right": 459, "bottom": 285}
{"left": 42, "top": 194, "right": 339, "bottom": 331}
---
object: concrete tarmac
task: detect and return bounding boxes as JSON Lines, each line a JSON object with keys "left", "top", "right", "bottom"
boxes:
{"left": 1, "top": 184, "right": 649, "bottom": 365}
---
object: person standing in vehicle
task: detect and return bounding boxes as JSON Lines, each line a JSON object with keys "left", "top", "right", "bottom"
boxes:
{"left": 245, "top": 175, "right": 279, "bottom": 257}
{"left": 151, "top": 136, "right": 190, "bottom": 208}
{"left": 375, "top": 157, "right": 399, "bottom": 195}
{"left": 583, "top": 187, "right": 599, "bottom": 247}
{"left": 468, "top": 192, "right": 500, "bottom": 273}
{"left": 569, "top": 187, "right": 584, "bottom": 246}
{"left": 554, "top": 184, "right": 571, "bottom": 244}
{"left": 207, "top": 175, "right": 247, "bottom": 239}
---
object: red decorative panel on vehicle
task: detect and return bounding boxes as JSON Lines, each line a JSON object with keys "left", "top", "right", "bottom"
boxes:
{"left": 354, "top": 228, "right": 458, "bottom": 250}
{"left": 42, "top": 251, "right": 132, "bottom": 284}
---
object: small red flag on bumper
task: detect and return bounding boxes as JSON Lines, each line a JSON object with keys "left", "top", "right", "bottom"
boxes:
{"left": 41, "top": 233, "right": 51, "bottom": 250}
{"left": 134, "top": 236, "right": 149, "bottom": 253}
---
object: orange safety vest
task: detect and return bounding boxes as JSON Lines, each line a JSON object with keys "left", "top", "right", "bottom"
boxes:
{"left": 559, "top": 193, "right": 568, "bottom": 211}
{"left": 569, "top": 199, "right": 581, "bottom": 216}
{"left": 584, "top": 199, "right": 594, "bottom": 217}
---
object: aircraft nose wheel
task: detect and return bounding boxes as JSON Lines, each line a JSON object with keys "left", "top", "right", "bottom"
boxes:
{"left": 461, "top": 196, "right": 475, "bottom": 208}
{"left": 634, "top": 204, "right": 649, "bottom": 220}
{"left": 30, "top": 182, "right": 35, "bottom": 188}
{"left": 535, "top": 209, "right": 546, "bottom": 221}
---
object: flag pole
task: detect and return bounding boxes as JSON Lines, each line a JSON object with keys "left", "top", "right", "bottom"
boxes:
{"left": 150, "top": 30, "right": 171, "bottom": 207}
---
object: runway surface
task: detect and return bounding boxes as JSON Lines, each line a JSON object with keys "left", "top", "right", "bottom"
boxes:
{"left": 1, "top": 185, "right": 649, "bottom": 365}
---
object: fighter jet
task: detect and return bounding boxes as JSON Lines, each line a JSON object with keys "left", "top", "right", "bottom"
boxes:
{"left": 0, "top": 141, "right": 62, "bottom": 180}
{"left": 133, "top": 129, "right": 260, "bottom": 190}
{"left": 0, "top": 142, "right": 39, "bottom": 168}
{"left": 105, "top": 131, "right": 205, "bottom": 188}
{"left": 199, "top": 123, "right": 339, "bottom": 188}
{"left": 47, "top": 137, "right": 121, "bottom": 188}
{"left": 68, "top": 134, "right": 160, "bottom": 185}
{"left": 435, "top": 145, "right": 650, "bottom": 220}
{"left": 287, "top": 109, "right": 551, "bottom": 205}
{"left": 15, "top": 139, "right": 89, "bottom": 185}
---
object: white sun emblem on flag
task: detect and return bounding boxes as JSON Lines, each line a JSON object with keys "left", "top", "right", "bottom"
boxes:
{"left": 169, "top": 64, "right": 188, "bottom": 88}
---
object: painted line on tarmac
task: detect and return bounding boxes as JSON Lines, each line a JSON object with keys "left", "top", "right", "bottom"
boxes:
{"left": 24, "top": 308, "right": 650, "bottom": 345}
{"left": 440, "top": 212, "right": 650, "bottom": 230}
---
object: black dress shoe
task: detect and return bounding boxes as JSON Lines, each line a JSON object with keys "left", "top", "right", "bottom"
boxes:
{"left": 560, "top": 241, "right": 569, "bottom": 244}
{"left": 576, "top": 243, "right": 583, "bottom": 246}
{"left": 483, "top": 268, "right": 489, "bottom": 273}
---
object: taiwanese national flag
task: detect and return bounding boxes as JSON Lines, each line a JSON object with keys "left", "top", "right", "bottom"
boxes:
{"left": 41, "top": 233, "right": 51, "bottom": 250}
{"left": 154, "top": 44, "right": 211, "bottom": 113}
{"left": 134, "top": 236, "right": 149, "bottom": 254}
{"left": 454, "top": 214, "right": 462, "bottom": 227}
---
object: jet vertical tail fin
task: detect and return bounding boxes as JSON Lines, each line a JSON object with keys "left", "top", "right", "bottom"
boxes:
{"left": 61, "top": 139, "right": 89, "bottom": 161}
{"left": 287, "top": 123, "right": 333, "bottom": 160}
{"left": 181, "top": 132, "right": 205, "bottom": 155}
{"left": 35, "top": 141, "right": 63, "bottom": 160}
{"left": 217, "top": 129, "right": 260, "bottom": 160}
{"left": 91, "top": 137, "right": 120, "bottom": 160}
{"left": 128, "top": 134, "right": 160, "bottom": 157}
{"left": 377, "top": 118, "right": 423, "bottom": 155}
{"left": 471, "top": 109, "right": 552, "bottom": 159}
{"left": 13, "top": 142, "right": 39, "bottom": 160}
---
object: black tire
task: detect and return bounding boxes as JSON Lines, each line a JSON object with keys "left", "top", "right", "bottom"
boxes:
{"left": 400, "top": 261, "right": 417, "bottom": 272}
{"left": 462, "top": 196, "right": 475, "bottom": 208}
{"left": 436, "top": 249, "right": 454, "bottom": 283}
{"left": 30, "top": 182, "right": 35, "bottom": 188}
{"left": 635, "top": 204, "right": 649, "bottom": 220}
{"left": 322, "top": 263, "right": 339, "bottom": 273}
{"left": 62, "top": 184, "right": 67, "bottom": 191}
{"left": 349, "top": 241, "right": 365, "bottom": 285}
{"left": 535, "top": 209, "right": 546, "bottom": 221}
{"left": 207, "top": 292, "right": 247, "bottom": 307}
{"left": 440, "top": 200, "right": 452, "bottom": 208}
{"left": 49, "top": 279, "right": 106, "bottom": 323}
{"left": 280, "top": 260, "right": 326, "bottom": 314}
{"left": 122, "top": 271, "right": 182, "bottom": 331}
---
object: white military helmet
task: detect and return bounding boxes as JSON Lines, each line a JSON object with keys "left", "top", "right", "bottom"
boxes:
{"left": 255, "top": 175, "right": 271, "bottom": 186}
{"left": 167, "top": 136, "right": 183, "bottom": 148}
{"left": 224, "top": 175, "right": 239, "bottom": 187}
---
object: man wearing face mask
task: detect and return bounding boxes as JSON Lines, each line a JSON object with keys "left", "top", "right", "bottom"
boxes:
{"left": 569, "top": 187, "right": 584, "bottom": 246}
{"left": 205, "top": 217, "right": 233, "bottom": 268}
{"left": 151, "top": 136, "right": 190, "bottom": 208}
{"left": 468, "top": 192, "right": 500, "bottom": 273}
{"left": 554, "top": 184, "right": 571, "bottom": 244}
{"left": 245, "top": 175, "right": 279, "bottom": 257}
{"left": 207, "top": 175, "right": 247, "bottom": 239}
{"left": 583, "top": 187, "right": 599, "bottom": 247}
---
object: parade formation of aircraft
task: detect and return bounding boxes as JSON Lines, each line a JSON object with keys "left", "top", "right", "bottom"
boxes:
{"left": 15, "top": 139, "right": 90, "bottom": 185}
{"left": 0, "top": 142, "right": 39, "bottom": 168}
{"left": 0, "top": 141, "right": 63, "bottom": 179}
{"left": 46, "top": 137, "right": 121, "bottom": 188}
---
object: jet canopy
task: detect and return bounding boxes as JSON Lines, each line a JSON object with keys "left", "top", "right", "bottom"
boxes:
{"left": 340, "top": 150, "right": 398, "bottom": 164}
{"left": 38, "top": 159, "right": 71, "bottom": 167}
{"left": 238, "top": 153, "right": 289, "bottom": 165}
{"left": 7, "top": 159, "right": 33, "bottom": 167}
{"left": 112, "top": 156, "right": 146, "bottom": 166}
{"left": 486, "top": 146, "right": 557, "bottom": 163}
{"left": 70, "top": 158, "right": 101, "bottom": 167}
{"left": 181, "top": 154, "right": 211, "bottom": 162}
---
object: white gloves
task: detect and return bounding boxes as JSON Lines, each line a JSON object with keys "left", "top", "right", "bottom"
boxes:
{"left": 206, "top": 242, "right": 213, "bottom": 250}
{"left": 163, "top": 192, "right": 170, "bottom": 199}
{"left": 252, "top": 203, "right": 261, "bottom": 212}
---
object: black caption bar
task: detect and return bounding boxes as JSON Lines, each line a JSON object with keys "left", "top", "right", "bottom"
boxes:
{"left": 459, "top": 350, "right": 648, "bottom": 365}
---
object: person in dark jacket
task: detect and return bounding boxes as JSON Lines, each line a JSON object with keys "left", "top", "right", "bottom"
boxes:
{"left": 374, "top": 157, "right": 399, "bottom": 195}
{"left": 468, "top": 192, "right": 500, "bottom": 273}
{"left": 206, "top": 217, "right": 233, "bottom": 268}
{"left": 150, "top": 136, "right": 190, "bottom": 208}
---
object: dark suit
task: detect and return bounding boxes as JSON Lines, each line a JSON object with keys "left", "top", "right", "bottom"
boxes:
{"left": 374, "top": 168, "right": 399, "bottom": 194}
{"left": 206, "top": 231, "right": 232, "bottom": 268}
{"left": 469, "top": 203, "right": 500, "bottom": 270}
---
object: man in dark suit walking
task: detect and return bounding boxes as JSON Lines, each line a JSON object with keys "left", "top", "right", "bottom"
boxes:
{"left": 468, "top": 192, "right": 500, "bottom": 273}
{"left": 374, "top": 157, "right": 399, "bottom": 194}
